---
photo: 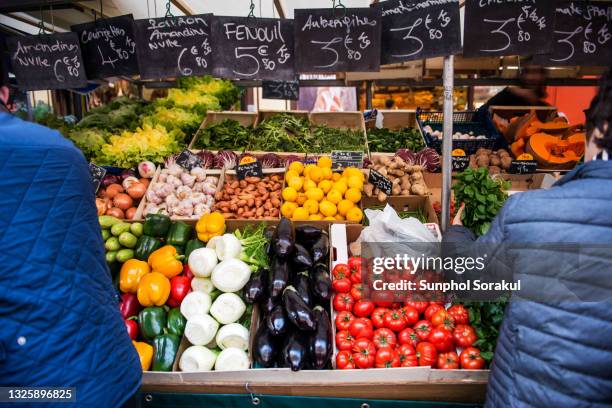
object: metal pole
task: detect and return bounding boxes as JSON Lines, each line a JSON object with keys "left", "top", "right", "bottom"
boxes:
{"left": 441, "top": 55, "right": 454, "bottom": 232}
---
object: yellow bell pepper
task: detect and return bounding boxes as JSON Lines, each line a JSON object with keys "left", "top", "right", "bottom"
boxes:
{"left": 132, "top": 341, "right": 153, "bottom": 371}
{"left": 196, "top": 212, "right": 226, "bottom": 242}
{"left": 119, "top": 259, "right": 150, "bottom": 294}
{"left": 137, "top": 272, "right": 171, "bottom": 306}
{"left": 148, "top": 245, "right": 183, "bottom": 278}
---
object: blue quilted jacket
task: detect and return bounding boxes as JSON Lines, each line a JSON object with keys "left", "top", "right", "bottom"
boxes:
{"left": 0, "top": 113, "right": 141, "bottom": 407}
{"left": 446, "top": 161, "right": 612, "bottom": 407}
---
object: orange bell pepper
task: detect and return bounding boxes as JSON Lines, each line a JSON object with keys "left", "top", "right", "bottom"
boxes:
{"left": 119, "top": 259, "right": 150, "bottom": 294}
{"left": 132, "top": 341, "right": 153, "bottom": 371}
{"left": 148, "top": 245, "right": 184, "bottom": 278}
{"left": 137, "top": 272, "right": 171, "bottom": 306}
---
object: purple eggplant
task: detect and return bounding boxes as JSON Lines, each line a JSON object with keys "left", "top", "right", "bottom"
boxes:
{"left": 243, "top": 268, "right": 268, "bottom": 304}
{"left": 282, "top": 331, "right": 309, "bottom": 371}
{"left": 282, "top": 286, "right": 315, "bottom": 331}
{"left": 292, "top": 244, "right": 313, "bottom": 269}
{"left": 262, "top": 295, "right": 278, "bottom": 315}
{"left": 253, "top": 323, "right": 277, "bottom": 368}
{"left": 295, "top": 225, "right": 322, "bottom": 245}
{"left": 266, "top": 305, "right": 288, "bottom": 336}
{"left": 310, "top": 264, "right": 332, "bottom": 302}
{"left": 269, "top": 257, "right": 289, "bottom": 300}
{"left": 273, "top": 217, "right": 294, "bottom": 259}
{"left": 311, "top": 233, "right": 329, "bottom": 264}
{"left": 293, "top": 271, "right": 312, "bottom": 307}
{"left": 310, "top": 306, "right": 332, "bottom": 369}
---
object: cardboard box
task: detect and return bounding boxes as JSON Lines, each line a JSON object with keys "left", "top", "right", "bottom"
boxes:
{"left": 377, "top": 109, "right": 417, "bottom": 130}
{"left": 361, "top": 195, "right": 440, "bottom": 225}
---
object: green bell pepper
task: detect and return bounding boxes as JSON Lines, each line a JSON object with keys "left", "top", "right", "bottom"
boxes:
{"left": 152, "top": 333, "right": 180, "bottom": 372}
{"left": 184, "top": 239, "right": 205, "bottom": 261}
{"left": 134, "top": 235, "right": 162, "bottom": 261}
{"left": 138, "top": 307, "right": 167, "bottom": 341}
{"left": 143, "top": 213, "right": 172, "bottom": 238}
{"left": 166, "top": 308, "right": 187, "bottom": 337}
{"left": 166, "top": 221, "right": 192, "bottom": 247}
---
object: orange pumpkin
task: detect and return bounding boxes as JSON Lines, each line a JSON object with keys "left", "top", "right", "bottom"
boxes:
{"left": 526, "top": 133, "right": 585, "bottom": 169}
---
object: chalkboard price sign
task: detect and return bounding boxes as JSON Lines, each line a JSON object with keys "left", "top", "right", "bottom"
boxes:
{"left": 6, "top": 32, "right": 87, "bottom": 90}
{"left": 236, "top": 160, "right": 264, "bottom": 180}
{"left": 89, "top": 163, "right": 107, "bottom": 193}
{"left": 134, "top": 14, "right": 213, "bottom": 79}
{"left": 452, "top": 156, "right": 470, "bottom": 172}
{"left": 509, "top": 160, "right": 538, "bottom": 174}
{"left": 211, "top": 16, "right": 295, "bottom": 81}
{"left": 72, "top": 15, "right": 140, "bottom": 79}
{"left": 368, "top": 169, "right": 392, "bottom": 196}
{"left": 533, "top": 2, "right": 612, "bottom": 67}
{"left": 175, "top": 150, "right": 203, "bottom": 171}
{"left": 294, "top": 8, "right": 382, "bottom": 72}
{"left": 262, "top": 80, "right": 300, "bottom": 100}
{"left": 331, "top": 151, "right": 364, "bottom": 171}
{"left": 463, "top": 0, "right": 556, "bottom": 57}
{"left": 375, "top": 0, "right": 461, "bottom": 64}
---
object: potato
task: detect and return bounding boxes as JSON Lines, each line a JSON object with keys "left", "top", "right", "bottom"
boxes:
{"left": 501, "top": 156, "right": 513, "bottom": 170}
{"left": 490, "top": 155, "right": 501, "bottom": 167}
{"left": 489, "top": 166, "right": 502, "bottom": 174}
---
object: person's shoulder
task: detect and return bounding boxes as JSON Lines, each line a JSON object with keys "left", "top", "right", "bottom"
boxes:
{"left": 0, "top": 112, "right": 76, "bottom": 151}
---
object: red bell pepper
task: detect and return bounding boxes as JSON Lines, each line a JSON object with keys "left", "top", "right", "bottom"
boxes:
{"left": 166, "top": 275, "right": 191, "bottom": 307}
{"left": 125, "top": 319, "right": 138, "bottom": 340}
{"left": 119, "top": 293, "right": 141, "bottom": 319}
{"left": 182, "top": 264, "right": 194, "bottom": 280}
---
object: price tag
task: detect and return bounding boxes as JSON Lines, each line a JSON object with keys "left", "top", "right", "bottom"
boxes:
{"left": 71, "top": 15, "right": 140, "bottom": 79}
{"left": 236, "top": 158, "right": 264, "bottom": 180}
{"left": 463, "top": 0, "right": 556, "bottom": 57}
{"left": 368, "top": 169, "right": 392, "bottom": 196}
{"left": 533, "top": 2, "right": 612, "bottom": 67}
{"left": 89, "top": 163, "right": 107, "bottom": 193}
{"left": 331, "top": 151, "right": 364, "bottom": 171}
{"left": 262, "top": 80, "right": 300, "bottom": 100}
{"left": 452, "top": 156, "right": 470, "bottom": 172}
{"left": 509, "top": 160, "right": 538, "bottom": 174}
{"left": 294, "top": 8, "right": 382, "bottom": 72}
{"left": 175, "top": 149, "right": 203, "bottom": 171}
{"left": 134, "top": 14, "right": 213, "bottom": 79}
{"left": 211, "top": 16, "right": 295, "bottom": 81}
{"left": 375, "top": 0, "right": 461, "bottom": 64}
{"left": 6, "top": 33, "right": 87, "bottom": 90}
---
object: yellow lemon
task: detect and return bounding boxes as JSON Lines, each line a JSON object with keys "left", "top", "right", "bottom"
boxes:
{"left": 345, "top": 187, "right": 362, "bottom": 203}
{"left": 332, "top": 180, "right": 348, "bottom": 195}
{"left": 326, "top": 189, "right": 342, "bottom": 205}
{"left": 332, "top": 172, "right": 342, "bottom": 181}
{"left": 323, "top": 216, "right": 336, "bottom": 221}
{"left": 309, "top": 213, "right": 324, "bottom": 221}
{"left": 303, "top": 164, "right": 317, "bottom": 178}
{"left": 335, "top": 214, "right": 345, "bottom": 221}
{"left": 303, "top": 199, "right": 319, "bottom": 215}
{"left": 320, "top": 167, "right": 333, "bottom": 180}
{"left": 337, "top": 199, "right": 354, "bottom": 216}
{"left": 303, "top": 178, "right": 317, "bottom": 192}
{"left": 343, "top": 167, "right": 364, "bottom": 181}
{"left": 346, "top": 207, "right": 364, "bottom": 223}
{"left": 318, "top": 180, "right": 333, "bottom": 194}
{"left": 317, "top": 156, "right": 332, "bottom": 168}
{"left": 306, "top": 187, "right": 324, "bottom": 202}
{"left": 288, "top": 161, "right": 304, "bottom": 175}
{"left": 282, "top": 187, "right": 298, "bottom": 202}
{"left": 287, "top": 177, "right": 303, "bottom": 191}
{"left": 285, "top": 170, "right": 299, "bottom": 182}
{"left": 292, "top": 207, "right": 310, "bottom": 221}
{"left": 281, "top": 201, "right": 298, "bottom": 218}
{"left": 319, "top": 200, "right": 337, "bottom": 217}
{"left": 296, "top": 192, "right": 307, "bottom": 206}
{"left": 347, "top": 175, "right": 363, "bottom": 190}
{"left": 309, "top": 167, "right": 323, "bottom": 183}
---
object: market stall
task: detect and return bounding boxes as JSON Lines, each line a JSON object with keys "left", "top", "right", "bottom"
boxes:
{"left": 0, "top": 0, "right": 609, "bottom": 406}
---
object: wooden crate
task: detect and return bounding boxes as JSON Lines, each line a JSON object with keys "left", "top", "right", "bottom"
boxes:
{"left": 188, "top": 111, "right": 258, "bottom": 149}
{"left": 309, "top": 111, "right": 370, "bottom": 156}
{"left": 377, "top": 109, "right": 417, "bottom": 130}
{"left": 257, "top": 109, "right": 309, "bottom": 123}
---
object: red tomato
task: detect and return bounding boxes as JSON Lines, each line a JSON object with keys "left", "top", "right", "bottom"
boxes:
{"left": 349, "top": 318, "right": 374, "bottom": 340}
{"left": 460, "top": 347, "right": 485, "bottom": 369}
{"left": 416, "top": 342, "right": 438, "bottom": 367}
{"left": 383, "top": 309, "right": 407, "bottom": 332}
{"left": 437, "top": 351, "right": 459, "bottom": 370}
{"left": 376, "top": 301, "right": 394, "bottom": 308}
{"left": 333, "top": 293, "right": 355, "bottom": 312}
{"left": 372, "top": 328, "right": 397, "bottom": 349}
{"left": 414, "top": 320, "right": 433, "bottom": 341}
{"left": 431, "top": 309, "right": 455, "bottom": 331}
{"left": 335, "top": 311, "right": 355, "bottom": 331}
{"left": 353, "top": 300, "right": 375, "bottom": 318}
{"left": 350, "top": 272, "right": 362, "bottom": 284}
{"left": 350, "top": 283, "right": 364, "bottom": 301}
{"left": 374, "top": 347, "right": 400, "bottom": 368}
{"left": 371, "top": 307, "right": 390, "bottom": 328}
{"left": 348, "top": 256, "right": 362, "bottom": 275}
{"left": 428, "top": 327, "right": 455, "bottom": 352}
{"left": 332, "top": 264, "right": 351, "bottom": 279}
{"left": 398, "top": 327, "right": 419, "bottom": 348}
{"left": 336, "top": 350, "right": 355, "bottom": 369}
{"left": 448, "top": 304, "right": 470, "bottom": 325}
{"left": 352, "top": 338, "right": 376, "bottom": 369}
{"left": 332, "top": 277, "right": 351, "bottom": 293}
{"left": 335, "top": 330, "right": 355, "bottom": 351}
{"left": 424, "top": 303, "right": 444, "bottom": 321}
{"left": 399, "top": 305, "right": 420, "bottom": 326}
{"left": 405, "top": 301, "right": 428, "bottom": 314}
{"left": 397, "top": 344, "right": 418, "bottom": 367}
{"left": 453, "top": 325, "right": 477, "bottom": 348}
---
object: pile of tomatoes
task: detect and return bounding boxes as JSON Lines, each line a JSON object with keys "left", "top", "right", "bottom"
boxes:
{"left": 332, "top": 259, "right": 485, "bottom": 370}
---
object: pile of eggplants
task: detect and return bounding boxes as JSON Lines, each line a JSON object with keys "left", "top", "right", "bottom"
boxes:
{"left": 244, "top": 218, "right": 332, "bottom": 371}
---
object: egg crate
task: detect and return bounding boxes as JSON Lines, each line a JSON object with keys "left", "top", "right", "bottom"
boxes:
{"left": 416, "top": 108, "right": 505, "bottom": 155}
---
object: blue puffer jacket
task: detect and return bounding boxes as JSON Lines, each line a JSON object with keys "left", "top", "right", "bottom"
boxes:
{"left": 0, "top": 113, "right": 141, "bottom": 407}
{"left": 446, "top": 161, "right": 612, "bottom": 407}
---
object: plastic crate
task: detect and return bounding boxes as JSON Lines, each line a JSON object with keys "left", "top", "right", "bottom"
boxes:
{"left": 417, "top": 108, "right": 505, "bottom": 155}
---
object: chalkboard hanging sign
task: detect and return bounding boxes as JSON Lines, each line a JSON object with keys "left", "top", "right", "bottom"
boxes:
{"left": 463, "top": 0, "right": 556, "bottom": 57}
{"left": 262, "top": 80, "right": 300, "bottom": 100}
{"left": 375, "top": 0, "right": 461, "bottom": 65}
{"left": 331, "top": 151, "right": 364, "bottom": 171}
{"left": 71, "top": 14, "right": 140, "bottom": 79}
{"left": 368, "top": 169, "right": 393, "bottom": 196}
{"left": 236, "top": 158, "right": 264, "bottom": 180}
{"left": 89, "top": 162, "right": 107, "bottom": 193}
{"left": 134, "top": 14, "right": 213, "bottom": 79}
{"left": 211, "top": 16, "right": 295, "bottom": 81}
{"left": 175, "top": 150, "right": 203, "bottom": 171}
{"left": 294, "top": 8, "right": 382, "bottom": 72}
{"left": 533, "top": 1, "right": 612, "bottom": 67}
{"left": 6, "top": 32, "right": 87, "bottom": 90}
